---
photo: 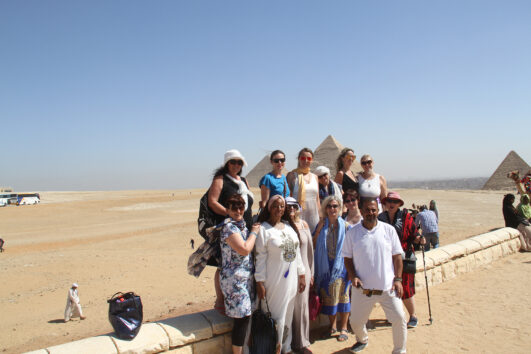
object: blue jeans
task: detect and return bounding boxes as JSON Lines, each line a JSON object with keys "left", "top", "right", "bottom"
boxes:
{"left": 423, "top": 232, "right": 439, "bottom": 251}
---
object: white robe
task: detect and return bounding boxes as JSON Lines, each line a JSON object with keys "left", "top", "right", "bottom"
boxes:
{"left": 255, "top": 222, "right": 305, "bottom": 353}
{"left": 64, "top": 288, "right": 83, "bottom": 321}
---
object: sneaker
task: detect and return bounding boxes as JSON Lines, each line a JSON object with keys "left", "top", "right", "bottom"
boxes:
{"left": 407, "top": 316, "right": 418, "bottom": 328}
{"left": 349, "top": 341, "right": 368, "bottom": 353}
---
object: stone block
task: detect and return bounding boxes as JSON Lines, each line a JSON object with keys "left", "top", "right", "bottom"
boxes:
{"left": 416, "top": 251, "right": 434, "bottom": 271}
{"left": 158, "top": 313, "right": 212, "bottom": 348}
{"left": 454, "top": 256, "right": 470, "bottom": 275}
{"left": 490, "top": 244, "right": 503, "bottom": 260}
{"left": 111, "top": 323, "right": 169, "bottom": 354}
{"left": 441, "top": 262, "right": 457, "bottom": 282}
{"left": 455, "top": 239, "right": 483, "bottom": 255}
{"left": 415, "top": 272, "right": 426, "bottom": 291}
{"left": 505, "top": 227, "right": 522, "bottom": 239}
{"left": 469, "top": 234, "right": 495, "bottom": 248}
{"left": 201, "top": 309, "right": 234, "bottom": 335}
{"left": 223, "top": 333, "right": 232, "bottom": 354}
{"left": 438, "top": 243, "right": 466, "bottom": 259}
{"left": 431, "top": 266, "right": 443, "bottom": 286}
{"left": 167, "top": 346, "right": 193, "bottom": 353}
{"left": 424, "top": 249, "right": 451, "bottom": 267}
{"left": 23, "top": 350, "right": 49, "bottom": 354}
{"left": 509, "top": 237, "right": 522, "bottom": 252}
{"left": 474, "top": 248, "right": 493, "bottom": 266}
{"left": 490, "top": 228, "right": 512, "bottom": 243}
{"left": 47, "top": 336, "right": 117, "bottom": 354}
{"left": 192, "top": 336, "right": 225, "bottom": 354}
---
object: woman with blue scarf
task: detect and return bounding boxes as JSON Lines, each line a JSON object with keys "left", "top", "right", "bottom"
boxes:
{"left": 312, "top": 195, "right": 352, "bottom": 342}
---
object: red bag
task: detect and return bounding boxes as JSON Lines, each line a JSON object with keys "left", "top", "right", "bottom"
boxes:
{"left": 309, "top": 289, "right": 321, "bottom": 321}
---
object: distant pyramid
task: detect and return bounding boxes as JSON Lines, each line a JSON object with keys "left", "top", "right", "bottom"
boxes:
{"left": 312, "top": 135, "right": 362, "bottom": 176}
{"left": 482, "top": 151, "right": 531, "bottom": 190}
{"left": 245, "top": 154, "right": 288, "bottom": 188}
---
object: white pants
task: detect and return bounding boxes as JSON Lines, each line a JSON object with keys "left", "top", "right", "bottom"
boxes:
{"left": 349, "top": 287, "right": 407, "bottom": 354}
{"left": 64, "top": 300, "right": 83, "bottom": 321}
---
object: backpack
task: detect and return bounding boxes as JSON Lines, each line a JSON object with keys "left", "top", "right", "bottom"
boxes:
{"left": 197, "top": 190, "right": 216, "bottom": 240}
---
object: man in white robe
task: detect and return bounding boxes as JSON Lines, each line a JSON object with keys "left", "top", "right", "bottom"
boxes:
{"left": 64, "top": 283, "right": 86, "bottom": 322}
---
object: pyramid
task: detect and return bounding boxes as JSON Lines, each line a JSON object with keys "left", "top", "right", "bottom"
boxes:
{"left": 312, "top": 135, "right": 363, "bottom": 176}
{"left": 245, "top": 154, "right": 288, "bottom": 188}
{"left": 482, "top": 151, "right": 531, "bottom": 190}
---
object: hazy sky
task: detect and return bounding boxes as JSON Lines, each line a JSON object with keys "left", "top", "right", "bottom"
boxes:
{"left": 1, "top": 1, "right": 530, "bottom": 191}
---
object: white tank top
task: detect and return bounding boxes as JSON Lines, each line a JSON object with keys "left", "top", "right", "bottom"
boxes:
{"left": 358, "top": 173, "right": 381, "bottom": 198}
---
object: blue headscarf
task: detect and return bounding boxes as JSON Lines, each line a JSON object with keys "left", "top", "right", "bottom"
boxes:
{"left": 314, "top": 216, "right": 346, "bottom": 293}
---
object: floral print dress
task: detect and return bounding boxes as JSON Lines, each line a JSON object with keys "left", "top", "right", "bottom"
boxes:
{"left": 220, "top": 220, "right": 255, "bottom": 318}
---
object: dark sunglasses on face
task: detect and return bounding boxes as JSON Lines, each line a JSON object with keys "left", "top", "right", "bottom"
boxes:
{"left": 387, "top": 200, "right": 400, "bottom": 204}
{"left": 286, "top": 204, "right": 299, "bottom": 210}
{"left": 229, "top": 203, "right": 245, "bottom": 211}
{"left": 299, "top": 156, "right": 312, "bottom": 162}
{"left": 361, "top": 160, "right": 373, "bottom": 165}
{"left": 327, "top": 204, "right": 339, "bottom": 209}
{"left": 272, "top": 158, "right": 286, "bottom": 163}
{"left": 344, "top": 198, "right": 356, "bottom": 203}
{"left": 229, "top": 159, "right": 244, "bottom": 166}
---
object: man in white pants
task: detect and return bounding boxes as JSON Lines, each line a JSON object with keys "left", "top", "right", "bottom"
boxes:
{"left": 342, "top": 197, "right": 407, "bottom": 353}
{"left": 64, "top": 283, "right": 86, "bottom": 322}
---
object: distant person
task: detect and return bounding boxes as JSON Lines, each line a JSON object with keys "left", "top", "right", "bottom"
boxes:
{"left": 517, "top": 194, "right": 531, "bottom": 222}
{"left": 342, "top": 189, "right": 362, "bottom": 226}
{"left": 315, "top": 165, "right": 342, "bottom": 203}
{"left": 379, "top": 192, "right": 425, "bottom": 329}
{"left": 64, "top": 283, "right": 86, "bottom": 322}
{"left": 357, "top": 154, "right": 388, "bottom": 213}
{"left": 190, "top": 238, "right": 195, "bottom": 249}
{"left": 334, "top": 148, "right": 358, "bottom": 194}
{"left": 429, "top": 200, "right": 439, "bottom": 221}
{"left": 415, "top": 205, "right": 439, "bottom": 251}
{"left": 0, "top": 238, "right": 4, "bottom": 252}
{"left": 287, "top": 148, "right": 320, "bottom": 232}
{"left": 207, "top": 149, "right": 254, "bottom": 313}
{"left": 343, "top": 197, "right": 407, "bottom": 354}
{"left": 502, "top": 194, "right": 531, "bottom": 252}
{"left": 259, "top": 150, "right": 290, "bottom": 209}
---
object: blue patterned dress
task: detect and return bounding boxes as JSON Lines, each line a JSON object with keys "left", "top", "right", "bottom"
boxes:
{"left": 220, "top": 220, "right": 255, "bottom": 318}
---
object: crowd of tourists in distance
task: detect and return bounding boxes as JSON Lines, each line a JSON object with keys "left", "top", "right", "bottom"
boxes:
{"left": 203, "top": 147, "right": 440, "bottom": 354}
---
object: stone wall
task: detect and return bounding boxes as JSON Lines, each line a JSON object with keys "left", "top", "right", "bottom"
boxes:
{"left": 25, "top": 227, "right": 522, "bottom": 354}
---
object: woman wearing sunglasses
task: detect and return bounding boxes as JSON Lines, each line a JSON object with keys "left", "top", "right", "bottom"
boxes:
{"left": 256, "top": 195, "right": 306, "bottom": 354}
{"left": 313, "top": 195, "right": 351, "bottom": 342}
{"left": 285, "top": 197, "right": 314, "bottom": 354}
{"left": 334, "top": 147, "right": 359, "bottom": 194}
{"left": 208, "top": 149, "right": 254, "bottom": 313}
{"left": 287, "top": 148, "right": 320, "bottom": 233}
{"left": 220, "top": 194, "right": 260, "bottom": 354}
{"left": 259, "top": 150, "right": 290, "bottom": 209}
{"left": 358, "top": 154, "right": 388, "bottom": 212}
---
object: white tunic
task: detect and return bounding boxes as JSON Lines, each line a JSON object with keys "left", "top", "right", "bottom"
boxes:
{"left": 358, "top": 173, "right": 383, "bottom": 212}
{"left": 64, "top": 288, "right": 83, "bottom": 321}
{"left": 255, "top": 222, "right": 305, "bottom": 353}
{"left": 292, "top": 174, "right": 320, "bottom": 232}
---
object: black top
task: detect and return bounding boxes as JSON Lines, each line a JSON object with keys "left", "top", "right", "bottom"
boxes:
{"left": 216, "top": 175, "right": 254, "bottom": 228}
{"left": 342, "top": 173, "right": 359, "bottom": 193}
{"left": 503, "top": 205, "right": 522, "bottom": 229}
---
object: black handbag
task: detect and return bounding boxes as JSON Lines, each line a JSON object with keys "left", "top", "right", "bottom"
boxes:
{"left": 107, "top": 292, "right": 143, "bottom": 340}
{"left": 249, "top": 298, "right": 277, "bottom": 354}
{"left": 403, "top": 247, "right": 417, "bottom": 274}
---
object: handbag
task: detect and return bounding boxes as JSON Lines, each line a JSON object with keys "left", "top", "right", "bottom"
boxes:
{"left": 308, "top": 289, "right": 321, "bottom": 321}
{"left": 402, "top": 247, "right": 417, "bottom": 274}
{"left": 107, "top": 292, "right": 143, "bottom": 340}
{"left": 249, "top": 298, "right": 277, "bottom": 354}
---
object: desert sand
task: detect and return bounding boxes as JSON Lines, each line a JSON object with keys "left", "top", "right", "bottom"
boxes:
{"left": 1, "top": 188, "right": 530, "bottom": 353}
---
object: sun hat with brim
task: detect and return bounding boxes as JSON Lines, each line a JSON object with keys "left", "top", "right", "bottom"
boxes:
{"left": 285, "top": 196, "right": 300, "bottom": 208}
{"left": 223, "top": 149, "right": 247, "bottom": 166}
{"left": 382, "top": 191, "right": 404, "bottom": 207}
{"left": 314, "top": 166, "right": 330, "bottom": 177}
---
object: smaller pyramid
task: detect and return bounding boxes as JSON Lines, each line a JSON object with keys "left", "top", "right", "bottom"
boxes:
{"left": 482, "top": 151, "right": 531, "bottom": 190}
{"left": 312, "top": 135, "right": 362, "bottom": 176}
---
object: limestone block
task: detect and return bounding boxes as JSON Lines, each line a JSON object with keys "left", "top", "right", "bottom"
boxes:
{"left": 416, "top": 251, "right": 434, "bottom": 271}
{"left": 223, "top": 333, "right": 232, "bottom": 354}
{"left": 111, "top": 323, "right": 169, "bottom": 354}
{"left": 500, "top": 241, "right": 513, "bottom": 256}
{"left": 454, "top": 256, "right": 470, "bottom": 275}
{"left": 201, "top": 309, "right": 234, "bottom": 335}
{"left": 192, "top": 335, "right": 225, "bottom": 354}
{"left": 431, "top": 266, "right": 443, "bottom": 286}
{"left": 441, "top": 262, "right": 457, "bottom": 282}
{"left": 415, "top": 272, "right": 426, "bottom": 291}
{"left": 490, "top": 228, "right": 512, "bottom": 243}
{"left": 158, "top": 313, "right": 212, "bottom": 347}
{"left": 47, "top": 336, "right": 116, "bottom": 354}
{"left": 455, "top": 239, "right": 483, "bottom": 255}
{"left": 438, "top": 243, "right": 466, "bottom": 259}
{"left": 474, "top": 248, "right": 493, "bottom": 266}
{"left": 509, "top": 237, "right": 522, "bottom": 252}
{"left": 167, "top": 346, "right": 193, "bottom": 353}
{"left": 469, "top": 234, "right": 495, "bottom": 248}
{"left": 505, "top": 227, "right": 522, "bottom": 239}
{"left": 424, "top": 249, "right": 450, "bottom": 267}
{"left": 490, "top": 244, "right": 503, "bottom": 260}
{"left": 23, "top": 350, "right": 49, "bottom": 354}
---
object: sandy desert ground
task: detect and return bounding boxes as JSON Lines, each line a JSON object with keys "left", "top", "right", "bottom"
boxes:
{"left": 0, "top": 188, "right": 530, "bottom": 353}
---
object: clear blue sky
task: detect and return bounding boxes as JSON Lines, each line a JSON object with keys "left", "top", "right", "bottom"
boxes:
{"left": 1, "top": 1, "right": 530, "bottom": 191}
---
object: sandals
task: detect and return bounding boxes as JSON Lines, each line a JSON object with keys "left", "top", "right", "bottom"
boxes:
{"left": 321, "top": 327, "right": 337, "bottom": 339}
{"left": 337, "top": 329, "right": 349, "bottom": 342}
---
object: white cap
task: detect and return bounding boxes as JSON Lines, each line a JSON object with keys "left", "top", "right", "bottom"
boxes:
{"left": 314, "top": 165, "right": 330, "bottom": 177}
{"left": 72, "top": 283, "right": 78, "bottom": 288}
{"left": 223, "top": 149, "right": 247, "bottom": 166}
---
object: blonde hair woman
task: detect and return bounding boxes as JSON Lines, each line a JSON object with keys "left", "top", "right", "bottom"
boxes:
{"left": 358, "top": 154, "right": 387, "bottom": 212}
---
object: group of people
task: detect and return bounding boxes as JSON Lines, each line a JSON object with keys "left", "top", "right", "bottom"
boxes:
{"left": 502, "top": 193, "right": 531, "bottom": 251}
{"left": 204, "top": 147, "right": 430, "bottom": 354}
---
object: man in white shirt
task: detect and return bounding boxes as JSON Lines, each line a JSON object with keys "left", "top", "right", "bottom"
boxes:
{"left": 342, "top": 197, "right": 407, "bottom": 353}
{"left": 64, "top": 283, "right": 86, "bottom": 322}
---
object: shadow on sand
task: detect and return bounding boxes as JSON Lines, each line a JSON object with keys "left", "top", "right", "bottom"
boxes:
{"left": 48, "top": 319, "right": 65, "bottom": 324}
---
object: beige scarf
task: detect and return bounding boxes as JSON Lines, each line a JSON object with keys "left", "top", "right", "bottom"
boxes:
{"left": 292, "top": 167, "right": 310, "bottom": 210}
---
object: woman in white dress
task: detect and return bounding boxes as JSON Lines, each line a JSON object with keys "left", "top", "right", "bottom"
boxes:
{"left": 287, "top": 148, "right": 320, "bottom": 233}
{"left": 357, "top": 154, "right": 388, "bottom": 213}
{"left": 255, "top": 195, "right": 306, "bottom": 354}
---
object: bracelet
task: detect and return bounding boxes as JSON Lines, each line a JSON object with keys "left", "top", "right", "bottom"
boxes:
{"left": 394, "top": 277, "right": 402, "bottom": 282}
{"left": 249, "top": 231, "right": 257, "bottom": 237}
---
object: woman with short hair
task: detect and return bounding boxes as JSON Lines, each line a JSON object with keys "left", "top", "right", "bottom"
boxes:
{"left": 259, "top": 150, "right": 290, "bottom": 209}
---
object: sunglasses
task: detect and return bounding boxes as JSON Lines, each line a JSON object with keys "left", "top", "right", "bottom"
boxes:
{"left": 228, "top": 159, "right": 244, "bottom": 166}
{"left": 272, "top": 158, "right": 286, "bottom": 163}
{"left": 229, "top": 203, "right": 245, "bottom": 211}
{"left": 344, "top": 198, "right": 356, "bottom": 203}
{"left": 327, "top": 204, "right": 339, "bottom": 209}
{"left": 387, "top": 200, "right": 401, "bottom": 204}
{"left": 361, "top": 160, "right": 373, "bottom": 165}
{"left": 299, "top": 156, "right": 312, "bottom": 162}
{"left": 286, "top": 204, "right": 299, "bottom": 210}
